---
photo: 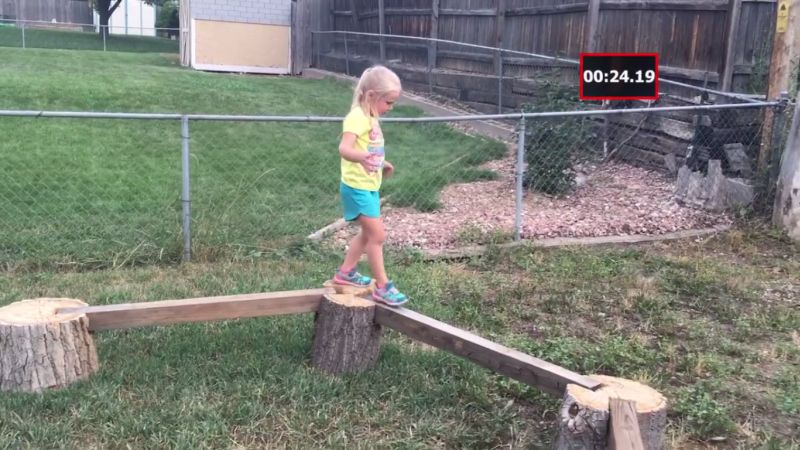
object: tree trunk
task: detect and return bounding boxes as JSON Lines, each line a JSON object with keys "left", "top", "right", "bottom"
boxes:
{"left": 98, "top": 12, "right": 109, "bottom": 40}
{"left": 553, "top": 375, "right": 667, "bottom": 450}
{"left": 311, "top": 290, "right": 382, "bottom": 375}
{"left": 0, "top": 298, "right": 100, "bottom": 393}
{"left": 95, "top": 0, "right": 122, "bottom": 40}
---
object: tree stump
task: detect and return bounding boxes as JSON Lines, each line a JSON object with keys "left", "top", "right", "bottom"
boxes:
{"left": 0, "top": 298, "right": 99, "bottom": 393}
{"left": 312, "top": 283, "right": 382, "bottom": 375}
{"left": 553, "top": 375, "right": 667, "bottom": 450}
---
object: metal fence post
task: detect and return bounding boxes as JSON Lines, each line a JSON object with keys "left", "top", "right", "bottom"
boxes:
{"left": 103, "top": 25, "right": 107, "bottom": 51}
{"left": 514, "top": 116, "right": 526, "bottom": 241}
{"left": 344, "top": 33, "right": 351, "bottom": 76}
{"left": 181, "top": 115, "right": 192, "bottom": 262}
{"left": 21, "top": 21, "right": 25, "bottom": 49}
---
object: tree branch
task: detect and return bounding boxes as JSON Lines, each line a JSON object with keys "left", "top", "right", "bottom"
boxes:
{"left": 108, "top": 0, "right": 123, "bottom": 16}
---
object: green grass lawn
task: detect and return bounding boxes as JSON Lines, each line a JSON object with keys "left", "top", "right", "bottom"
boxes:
{"left": 0, "top": 47, "right": 505, "bottom": 269}
{"left": 0, "top": 230, "right": 797, "bottom": 448}
{"left": 0, "top": 25, "right": 178, "bottom": 53}
{"left": 2, "top": 45, "right": 797, "bottom": 450}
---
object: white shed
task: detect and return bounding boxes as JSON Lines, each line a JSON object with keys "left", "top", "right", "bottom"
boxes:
{"left": 182, "top": 0, "right": 292, "bottom": 74}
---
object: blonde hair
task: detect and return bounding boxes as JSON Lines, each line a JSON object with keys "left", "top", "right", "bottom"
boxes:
{"left": 351, "top": 65, "right": 402, "bottom": 115}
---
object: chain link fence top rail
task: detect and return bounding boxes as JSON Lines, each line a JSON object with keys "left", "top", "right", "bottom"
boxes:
{"left": 0, "top": 18, "right": 179, "bottom": 53}
{"left": 0, "top": 100, "right": 784, "bottom": 271}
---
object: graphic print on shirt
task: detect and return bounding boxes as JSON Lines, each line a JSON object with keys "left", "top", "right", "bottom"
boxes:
{"left": 367, "top": 124, "right": 385, "bottom": 174}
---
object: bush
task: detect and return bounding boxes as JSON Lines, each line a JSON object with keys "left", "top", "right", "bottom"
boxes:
{"left": 156, "top": 0, "right": 179, "bottom": 38}
{"left": 521, "top": 79, "right": 595, "bottom": 196}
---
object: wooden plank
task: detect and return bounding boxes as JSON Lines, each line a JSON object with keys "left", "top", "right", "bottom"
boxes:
{"left": 608, "top": 398, "right": 646, "bottom": 450}
{"left": 586, "top": 0, "right": 602, "bottom": 52}
{"left": 419, "top": 226, "right": 730, "bottom": 261}
{"left": 374, "top": 305, "right": 601, "bottom": 396}
{"left": 607, "top": 126, "right": 691, "bottom": 155}
{"left": 505, "top": 4, "right": 589, "bottom": 16}
{"left": 439, "top": 8, "right": 495, "bottom": 16}
{"left": 603, "top": 0, "right": 729, "bottom": 11}
{"left": 340, "top": 8, "right": 433, "bottom": 20}
{"left": 611, "top": 113, "right": 695, "bottom": 141}
{"left": 58, "top": 289, "right": 328, "bottom": 331}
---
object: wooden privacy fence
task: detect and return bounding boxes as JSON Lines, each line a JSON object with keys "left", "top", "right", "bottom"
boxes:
{"left": 0, "top": 285, "right": 668, "bottom": 449}
{"left": 0, "top": 0, "right": 93, "bottom": 25}
{"left": 294, "top": 0, "right": 777, "bottom": 93}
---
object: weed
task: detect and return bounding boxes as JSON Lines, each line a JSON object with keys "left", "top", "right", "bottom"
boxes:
{"left": 673, "top": 381, "right": 736, "bottom": 438}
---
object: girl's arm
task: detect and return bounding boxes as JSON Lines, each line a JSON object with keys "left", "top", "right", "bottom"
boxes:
{"left": 339, "top": 132, "right": 379, "bottom": 172}
{"left": 382, "top": 160, "right": 394, "bottom": 178}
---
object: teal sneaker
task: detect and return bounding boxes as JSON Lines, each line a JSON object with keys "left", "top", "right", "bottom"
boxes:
{"left": 372, "top": 281, "right": 408, "bottom": 306}
{"left": 333, "top": 268, "right": 372, "bottom": 287}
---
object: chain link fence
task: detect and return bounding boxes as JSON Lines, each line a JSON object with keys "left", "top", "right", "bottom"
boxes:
{"left": 0, "top": 19, "right": 178, "bottom": 53}
{"left": 0, "top": 99, "right": 788, "bottom": 270}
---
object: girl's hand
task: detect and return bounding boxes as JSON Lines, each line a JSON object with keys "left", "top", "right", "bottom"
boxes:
{"left": 360, "top": 153, "right": 381, "bottom": 173}
{"left": 382, "top": 160, "right": 395, "bottom": 178}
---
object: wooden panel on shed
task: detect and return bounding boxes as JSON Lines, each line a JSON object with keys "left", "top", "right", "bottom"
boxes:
{"left": 193, "top": 19, "right": 290, "bottom": 73}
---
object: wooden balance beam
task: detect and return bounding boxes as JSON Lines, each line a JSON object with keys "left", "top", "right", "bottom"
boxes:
{"left": 374, "top": 305, "right": 600, "bottom": 396}
{"left": 57, "top": 288, "right": 328, "bottom": 331}
{"left": 48, "top": 288, "right": 598, "bottom": 394}
{"left": 6, "top": 293, "right": 664, "bottom": 448}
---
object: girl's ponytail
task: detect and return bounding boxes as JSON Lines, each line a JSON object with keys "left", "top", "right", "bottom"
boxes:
{"left": 351, "top": 67, "right": 373, "bottom": 109}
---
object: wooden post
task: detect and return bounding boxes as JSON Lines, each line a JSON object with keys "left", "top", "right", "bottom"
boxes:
{"left": 0, "top": 298, "right": 100, "bottom": 393}
{"left": 349, "top": 0, "right": 359, "bottom": 57}
{"left": 585, "top": 0, "right": 602, "bottom": 52}
{"left": 494, "top": 0, "right": 506, "bottom": 70}
{"left": 311, "top": 284, "right": 382, "bottom": 375}
{"left": 378, "top": 0, "right": 386, "bottom": 61}
{"left": 773, "top": 94, "right": 800, "bottom": 241}
{"left": 348, "top": 0, "right": 358, "bottom": 29}
{"left": 178, "top": 0, "right": 191, "bottom": 66}
{"left": 720, "top": 0, "right": 743, "bottom": 92}
{"left": 608, "top": 398, "right": 645, "bottom": 450}
{"left": 428, "top": 0, "right": 440, "bottom": 93}
{"left": 553, "top": 375, "right": 667, "bottom": 450}
{"left": 758, "top": 0, "right": 800, "bottom": 172}
{"left": 495, "top": 0, "right": 506, "bottom": 113}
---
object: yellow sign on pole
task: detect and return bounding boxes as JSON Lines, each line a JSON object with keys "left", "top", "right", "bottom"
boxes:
{"left": 777, "top": 0, "right": 789, "bottom": 33}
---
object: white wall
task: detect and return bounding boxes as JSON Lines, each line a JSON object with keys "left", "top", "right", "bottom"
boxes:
{"left": 94, "top": 0, "right": 156, "bottom": 36}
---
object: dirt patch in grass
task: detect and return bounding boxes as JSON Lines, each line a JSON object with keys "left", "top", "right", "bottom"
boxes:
{"left": 329, "top": 149, "right": 731, "bottom": 251}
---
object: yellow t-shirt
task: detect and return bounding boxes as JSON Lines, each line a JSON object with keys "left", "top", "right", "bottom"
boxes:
{"left": 341, "top": 106, "right": 383, "bottom": 191}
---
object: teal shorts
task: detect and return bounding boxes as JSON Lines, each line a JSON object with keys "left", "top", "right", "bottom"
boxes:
{"left": 340, "top": 182, "right": 380, "bottom": 221}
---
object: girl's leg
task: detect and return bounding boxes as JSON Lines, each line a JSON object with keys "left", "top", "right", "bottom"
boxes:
{"left": 357, "top": 216, "right": 388, "bottom": 286}
{"left": 340, "top": 229, "right": 367, "bottom": 272}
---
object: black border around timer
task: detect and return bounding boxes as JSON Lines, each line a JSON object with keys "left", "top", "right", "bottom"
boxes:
{"left": 579, "top": 53, "right": 659, "bottom": 100}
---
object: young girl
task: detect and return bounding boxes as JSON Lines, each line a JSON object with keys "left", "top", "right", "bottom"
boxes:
{"left": 332, "top": 65, "right": 408, "bottom": 306}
